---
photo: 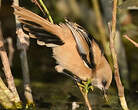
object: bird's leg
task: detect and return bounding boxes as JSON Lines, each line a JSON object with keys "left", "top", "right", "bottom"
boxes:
{"left": 77, "top": 79, "right": 94, "bottom": 110}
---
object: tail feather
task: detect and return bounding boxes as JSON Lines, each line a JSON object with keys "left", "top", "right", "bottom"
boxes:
{"left": 13, "top": 5, "right": 64, "bottom": 46}
{"left": 12, "top": 5, "right": 62, "bottom": 39}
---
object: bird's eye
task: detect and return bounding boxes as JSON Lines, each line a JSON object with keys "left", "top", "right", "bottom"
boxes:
{"left": 102, "top": 79, "right": 107, "bottom": 87}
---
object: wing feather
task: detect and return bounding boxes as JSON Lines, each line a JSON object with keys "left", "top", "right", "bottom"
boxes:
{"left": 66, "top": 21, "right": 96, "bottom": 69}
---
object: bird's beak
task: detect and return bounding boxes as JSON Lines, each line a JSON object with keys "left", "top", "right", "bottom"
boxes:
{"left": 103, "top": 88, "right": 109, "bottom": 102}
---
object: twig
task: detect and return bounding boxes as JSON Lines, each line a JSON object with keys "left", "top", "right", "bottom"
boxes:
{"left": 31, "top": 0, "right": 46, "bottom": 16}
{"left": 0, "top": 0, "right": 22, "bottom": 109}
{"left": 109, "top": 0, "right": 129, "bottom": 110}
{"left": 16, "top": 27, "right": 34, "bottom": 105}
{"left": 39, "top": 0, "right": 54, "bottom": 23}
{"left": 7, "top": 37, "right": 14, "bottom": 66}
{"left": 0, "top": 77, "right": 16, "bottom": 109}
{"left": 123, "top": 35, "right": 138, "bottom": 48}
{"left": 13, "top": 0, "right": 34, "bottom": 105}
{"left": 0, "top": 22, "right": 21, "bottom": 105}
{"left": 77, "top": 82, "right": 92, "bottom": 110}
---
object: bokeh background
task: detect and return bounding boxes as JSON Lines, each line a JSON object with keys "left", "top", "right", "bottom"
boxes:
{"left": 0, "top": 0, "right": 138, "bottom": 110}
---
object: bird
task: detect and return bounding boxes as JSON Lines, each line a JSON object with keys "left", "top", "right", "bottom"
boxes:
{"left": 12, "top": 5, "right": 112, "bottom": 91}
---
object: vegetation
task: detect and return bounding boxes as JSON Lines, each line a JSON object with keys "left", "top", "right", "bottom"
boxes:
{"left": 0, "top": 0, "right": 138, "bottom": 109}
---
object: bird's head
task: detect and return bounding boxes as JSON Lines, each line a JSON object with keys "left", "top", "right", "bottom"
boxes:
{"left": 91, "top": 56, "right": 112, "bottom": 91}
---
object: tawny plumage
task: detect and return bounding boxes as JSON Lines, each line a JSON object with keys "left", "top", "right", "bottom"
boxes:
{"left": 13, "top": 5, "right": 112, "bottom": 90}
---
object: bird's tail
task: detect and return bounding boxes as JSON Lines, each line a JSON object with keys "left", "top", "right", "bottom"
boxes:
{"left": 12, "top": 5, "right": 64, "bottom": 46}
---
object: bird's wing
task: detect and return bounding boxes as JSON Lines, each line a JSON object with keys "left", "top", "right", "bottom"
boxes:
{"left": 12, "top": 5, "right": 64, "bottom": 47}
{"left": 66, "top": 21, "right": 96, "bottom": 69}
{"left": 23, "top": 23, "right": 64, "bottom": 46}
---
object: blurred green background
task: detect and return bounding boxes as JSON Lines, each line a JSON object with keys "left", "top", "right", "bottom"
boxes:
{"left": 0, "top": 0, "right": 138, "bottom": 110}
